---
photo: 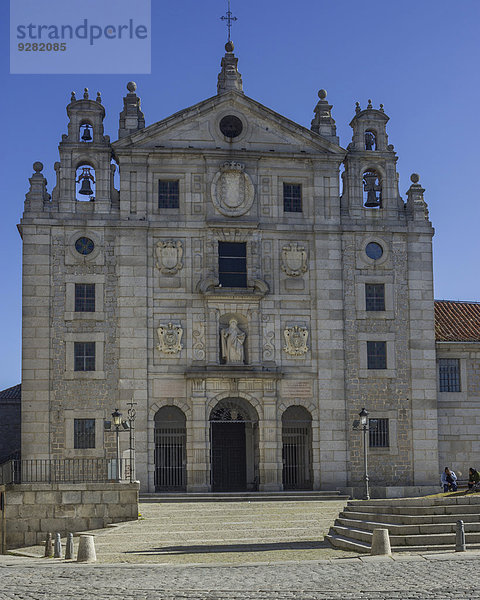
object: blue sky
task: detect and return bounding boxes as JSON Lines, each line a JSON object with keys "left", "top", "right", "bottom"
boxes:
{"left": 1, "top": 0, "right": 479, "bottom": 389}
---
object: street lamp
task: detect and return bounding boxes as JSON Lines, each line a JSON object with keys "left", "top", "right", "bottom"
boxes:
{"left": 353, "top": 407, "right": 370, "bottom": 500}
{"left": 127, "top": 402, "right": 137, "bottom": 483}
{"left": 112, "top": 408, "right": 122, "bottom": 482}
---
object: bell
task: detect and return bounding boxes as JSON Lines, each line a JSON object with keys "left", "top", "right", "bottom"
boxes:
{"left": 79, "top": 177, "right": 94, "bottom": 195}
{"left": 81, "top": 125, "right": 92, "bottom": 142}
{"left": 364, "top": 194, "right": 381, "bottom": 208}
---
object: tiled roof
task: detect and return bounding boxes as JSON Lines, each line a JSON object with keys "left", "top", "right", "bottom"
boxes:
{"left": 0, "top": 384, "right": 21, "bottom": 401}
{"left": 435, "top": 301, "right": 480, "bottom": 342}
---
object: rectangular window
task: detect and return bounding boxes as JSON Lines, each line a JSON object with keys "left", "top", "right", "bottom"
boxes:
{"left": 367, "top": 341, "right": 387, "bottom": 369}
{"left": 283, "top": 183, "right": 302, "bottom": 213}
{"left": 74, "top": 418, "right": 96, "bottom": 449}
{"left": 439, "top": 358, "right": 461, "bottom": 392}
{"left": 218, "top": 242, "right": 247, "bottom": 287}
{"left": 369, "top": 418, "right": 389, "bottom": 447}
{"left": 74, "top": 283, "right": 95, "bottom": 312}
{"left": 365, "top": 283, "right": 385, "bottom": 311}
{"left": 158, "top": 180, "right": 179, "bottom": 209}
{"left": 74, "top": 342, "right": 96, "bottom": 372}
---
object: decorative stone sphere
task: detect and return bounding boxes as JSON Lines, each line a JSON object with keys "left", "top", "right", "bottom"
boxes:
{"left": 318, "top": 89, "right": 327, "bottom": 100}
{"left": 33, "top": 161, "right": 43, "bottom": 173}
{"left": 225, "top": 41, "right": 234, "bottom": 52}
{"left": 410, "top": 173, "right": 420, "bottom": 184}
{"left": 127, "top": 81, "right": 137, "bottom": 92}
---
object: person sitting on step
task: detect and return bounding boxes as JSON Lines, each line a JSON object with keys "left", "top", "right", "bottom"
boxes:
{"left": 441, "top": 467, "right": 458, "bottom": 492}
{"left": 468, "top": 467, "right": 480, "bottom": 492}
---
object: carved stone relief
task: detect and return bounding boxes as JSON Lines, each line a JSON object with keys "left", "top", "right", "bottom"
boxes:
{"left": 157, "top": 322, "right": 183, "bottom": 354}
{"left": 155, "top": 240, "right": 183, "bottom": 275}
{"left": 262, "top": 314, "right": 275, "bottom": 361}
{"left": 220, "top": 318, "right": 246, "bottom": 364}
{"left": 211, "top": 161, "right": 255, "bottom": 217}
{"left": 281, "top": 242, "right": 308, "bottom": 277}
{"left": 192, "top": 316, "right": 206, "bottom": 361}
{"left": 283, "top": 325, "right": 309, "bottom": 356}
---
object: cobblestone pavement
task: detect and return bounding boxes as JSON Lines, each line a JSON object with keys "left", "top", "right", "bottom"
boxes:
{"left": 1, "top": 553, "right": 480, "bottom": 599}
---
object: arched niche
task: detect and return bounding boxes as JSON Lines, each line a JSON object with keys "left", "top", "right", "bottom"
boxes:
{"left": 75, "top": 162, "right": 96, "bottom": 201}
{"left": 282, "top": 405, "right": 313, "bottom": 490}
{"left": 362, "top": 168, "right": 382, "bottom": 209}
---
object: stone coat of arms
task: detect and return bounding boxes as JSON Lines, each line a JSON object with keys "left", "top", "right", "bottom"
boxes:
{"left": 157, "top": 323, "right": 183, "bottom": 354}
{"left": 211, "top": 161, "right": 255, "bottom": 217}
{"left": 155, "top": 240, "right": 183, "bottom": 275}
{"left": 283, "top": 326, "right": 309, "bottom": 356}
{"left": 281, "top": 242, "right": 307, "bottom": 277}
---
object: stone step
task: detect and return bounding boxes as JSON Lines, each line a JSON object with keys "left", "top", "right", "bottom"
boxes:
{"left": 335, "top": 517, "right": 480, "bottom": 535}
{"left": 344, "top": 503, "right": 480, "bottom": 516}
{"left": 330, "top": 525, "right": 480, "bottom": 547}
{"left": 341, "top": 510, "right": 480, "bottom": 525}
{"left": 347, "top": 496, "right": 480, "bottom": 509}
{"left": 140, "top": 491, "right": 350, "bottom": 503}
{"left": 325, "top": 533, "right": 371, "bottom": 553}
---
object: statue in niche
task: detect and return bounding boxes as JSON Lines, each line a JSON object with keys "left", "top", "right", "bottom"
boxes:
{"left": 221, "top": 319, "right": 246, "bottom": 364}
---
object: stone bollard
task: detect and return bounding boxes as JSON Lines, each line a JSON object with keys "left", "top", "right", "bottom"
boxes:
{"left": 76, "top": 535, "right": 96, "bottom": 563}
{"left": 65, "top": 533, "right": 74, "bottom": 560}
{"left": 455, "top": 519, "right": 466, "bottom": 552}
{"left": 44, "top": 533, "right": 53, "bottom": 558}
{"left": 370, "top": 528, "right": 392, "bottom": 556}
{"left": 53, "top": 533, "right": 62, "bottom": 559}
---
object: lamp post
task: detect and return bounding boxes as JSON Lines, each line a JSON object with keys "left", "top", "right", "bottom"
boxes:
{"left": 353, "top": 407, "right": 370, "bottom": 500}
{"left": 112, "top": 408, "right": 122, "bottom": 482}
{"left": 127, "top": 401, "right": 137, "bottom": 483}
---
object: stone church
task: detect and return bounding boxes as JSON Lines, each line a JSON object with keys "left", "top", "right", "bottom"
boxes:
{"left": 18, "top": 42, "right": 480, "bottom": 496}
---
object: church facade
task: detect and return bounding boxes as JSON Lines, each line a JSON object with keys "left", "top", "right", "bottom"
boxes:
{"left": 18, "top": 43, "right": 480, "bottom": 495}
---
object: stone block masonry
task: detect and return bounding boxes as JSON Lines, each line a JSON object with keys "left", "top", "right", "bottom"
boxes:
{"left": 3, "top": 482, "right": 138, "bottom": 549}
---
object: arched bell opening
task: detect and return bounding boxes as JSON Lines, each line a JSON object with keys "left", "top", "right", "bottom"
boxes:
{"left": 154, "top": 406, "right": 186, "bottom": 491}
{"left": 209, "top": 398, "right": 259, "bottom": 492}
{"left": 75, "top": 163, "right": 96, "bottom": 201}
{"left": 282, "top": 405, "right": 313, "bottom": 490}
{"left": 364, "top": 129, "right": 377, "bottom": 151}
{"left": 362, "top": 169, "right": 382, "bottom": 209}
{"left": 79, "top": 121, "right": 94, "bottom": 143}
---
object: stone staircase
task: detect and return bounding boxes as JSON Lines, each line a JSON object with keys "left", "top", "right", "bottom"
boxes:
{"left": 327, "top": 495, "right": 480, "bottom": 552}
{"left": 140, "top": 490, "right": 350, "bottom": 503}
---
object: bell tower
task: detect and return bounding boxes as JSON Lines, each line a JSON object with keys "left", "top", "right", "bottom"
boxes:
{"left": 51, "top": 88, "right": 118, "bottom": 214}
{"left": 341, "top": 100, "right": 404, "bottom": 220}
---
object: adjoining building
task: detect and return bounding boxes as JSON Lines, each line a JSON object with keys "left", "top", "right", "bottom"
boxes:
{"left": 17, "top": 43, "right": 480, "bottom": 495}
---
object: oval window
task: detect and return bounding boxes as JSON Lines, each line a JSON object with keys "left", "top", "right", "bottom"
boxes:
{"left": 365, "top": 242, "right": 383, "bottom": 260}
{"left": 219, "top": 115, "right": 243, "bottom": 138}
{"left": 75, "top": 237, "right": 95, "bottom": 255}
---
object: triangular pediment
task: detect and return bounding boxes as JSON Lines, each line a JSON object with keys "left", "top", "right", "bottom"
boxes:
{"left": 112, "top": 91, "right": 345, "bottom": 156}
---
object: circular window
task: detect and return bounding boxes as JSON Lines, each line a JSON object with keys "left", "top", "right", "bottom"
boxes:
{"left": 75, "top": 237, "right": 95, "bottom": 255}
{"left": 219, "top": 115, "right": 243, "bottom": 138}
{"left": 365, "top": 242, "right": 383, "bottom": 260}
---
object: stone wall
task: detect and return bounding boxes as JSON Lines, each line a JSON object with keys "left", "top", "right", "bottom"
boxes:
{"left": 4, "top": 482, "right": 138, "bottom": 549}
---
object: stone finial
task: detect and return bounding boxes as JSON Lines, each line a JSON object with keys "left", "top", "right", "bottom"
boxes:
{"left": 406, "top": 172, "right": 428, "bottom": 221}
{"left": 217, "top": 41, "right": 243, "bottom": 95}
{"left": 33, "top": 161, "right": 43, "bottom": 173}
{"left": 410, "top": 173, "right": 420, "bottom": 184}
{"left": 355, "top": 102, "right": 361, "bottom": 114}
{"left": 118, "top": 81, "right": 145, "bottom": 139}
{"left": 71, "top": 91, "right": 76, "bottom": 102}
{"left": 83, "top": 88, "right": 89, "bottom": 100}
{"left": 96, "top": 91, "right": 102, "bottom": 103}
{"left": 380, "top": 103, "right": 384, "bottom": 112}
{"left": 311, "top": 88, "right": 338, "bottom": 142}
{"left": 367, "top": 99, "right": 372, "bottom": 109}
{"left": 25, "top": 161, "right": 50, "bottom": 211}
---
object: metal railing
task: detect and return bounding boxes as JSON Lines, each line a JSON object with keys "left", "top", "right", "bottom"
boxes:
{"left": 0, "top": 458, "right": 132, "bottom": 485}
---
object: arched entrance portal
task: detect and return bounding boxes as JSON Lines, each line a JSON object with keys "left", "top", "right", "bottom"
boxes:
{"left": 282, "top": 405, "right": 313, "bottom": 490}
{"left": 154, "top": 406, "right": 186, "bottom": 491}
{"left": 209, "top": 398, "right": 258, "bottom": 492}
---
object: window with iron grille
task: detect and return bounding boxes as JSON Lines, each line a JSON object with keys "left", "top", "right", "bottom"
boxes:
{"left": 218, "top": 242, "right": 247, "bottom": 287}
{"left": 367, "top": 341, "right": 387, "bottom": 369}
{"left": 158, "top": 180, "right": 179, "bottom": 209}
{"left": 439, "top": 358, "right": 461, "bottom": 392}
{"left": 369, "top": 418, "right": 389, "bottom": 447}
{"left": 74, "top": 418, "right": 96, "bottom": 449}
{"left": 74, "top": 342, "right": 96, "bottom": 371}
{"left": 283, "top": 183, "right": 302, "bottom": 212}
{"left": 75, "top": 283, "right": 95, "bottom": 312}
{"left": 365, "top": 283, "right": 385, "bottom": 311}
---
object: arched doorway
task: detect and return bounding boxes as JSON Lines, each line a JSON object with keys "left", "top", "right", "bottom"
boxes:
{"left": 209, "top": 398, "right": 258, "bottom": 492}
{"left": 154, "top": 406, "right": 186, "bottom": 491}
{"left": 282, "top": 405, "right": 313, "bottom": 490}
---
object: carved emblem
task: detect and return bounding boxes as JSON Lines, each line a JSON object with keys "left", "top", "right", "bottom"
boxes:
{"left": 155, "top": 240, "right": 183, "bottom": 275}
{"left": 281, "top": 243, "right": 307, "bottom": 277}
{"left": 157, "top": 323, "right": 183, "bottom": 354}
{"left": 283, "top": 326, "right": 309, "bottom": 356}
{"left": 211, "top": 161, "right": 255, "bottom": 217}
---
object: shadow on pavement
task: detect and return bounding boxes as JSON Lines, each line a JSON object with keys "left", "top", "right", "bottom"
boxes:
{"left": 125, "top": 540, "right": 331, "bottom": 555}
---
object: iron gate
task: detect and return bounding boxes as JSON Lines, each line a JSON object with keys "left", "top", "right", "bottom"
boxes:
{"left": 282, "top": 406, "right": 312, "bottom": 490}
{"left": 154, "top": 406, "right": 186, "bottom": 491}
